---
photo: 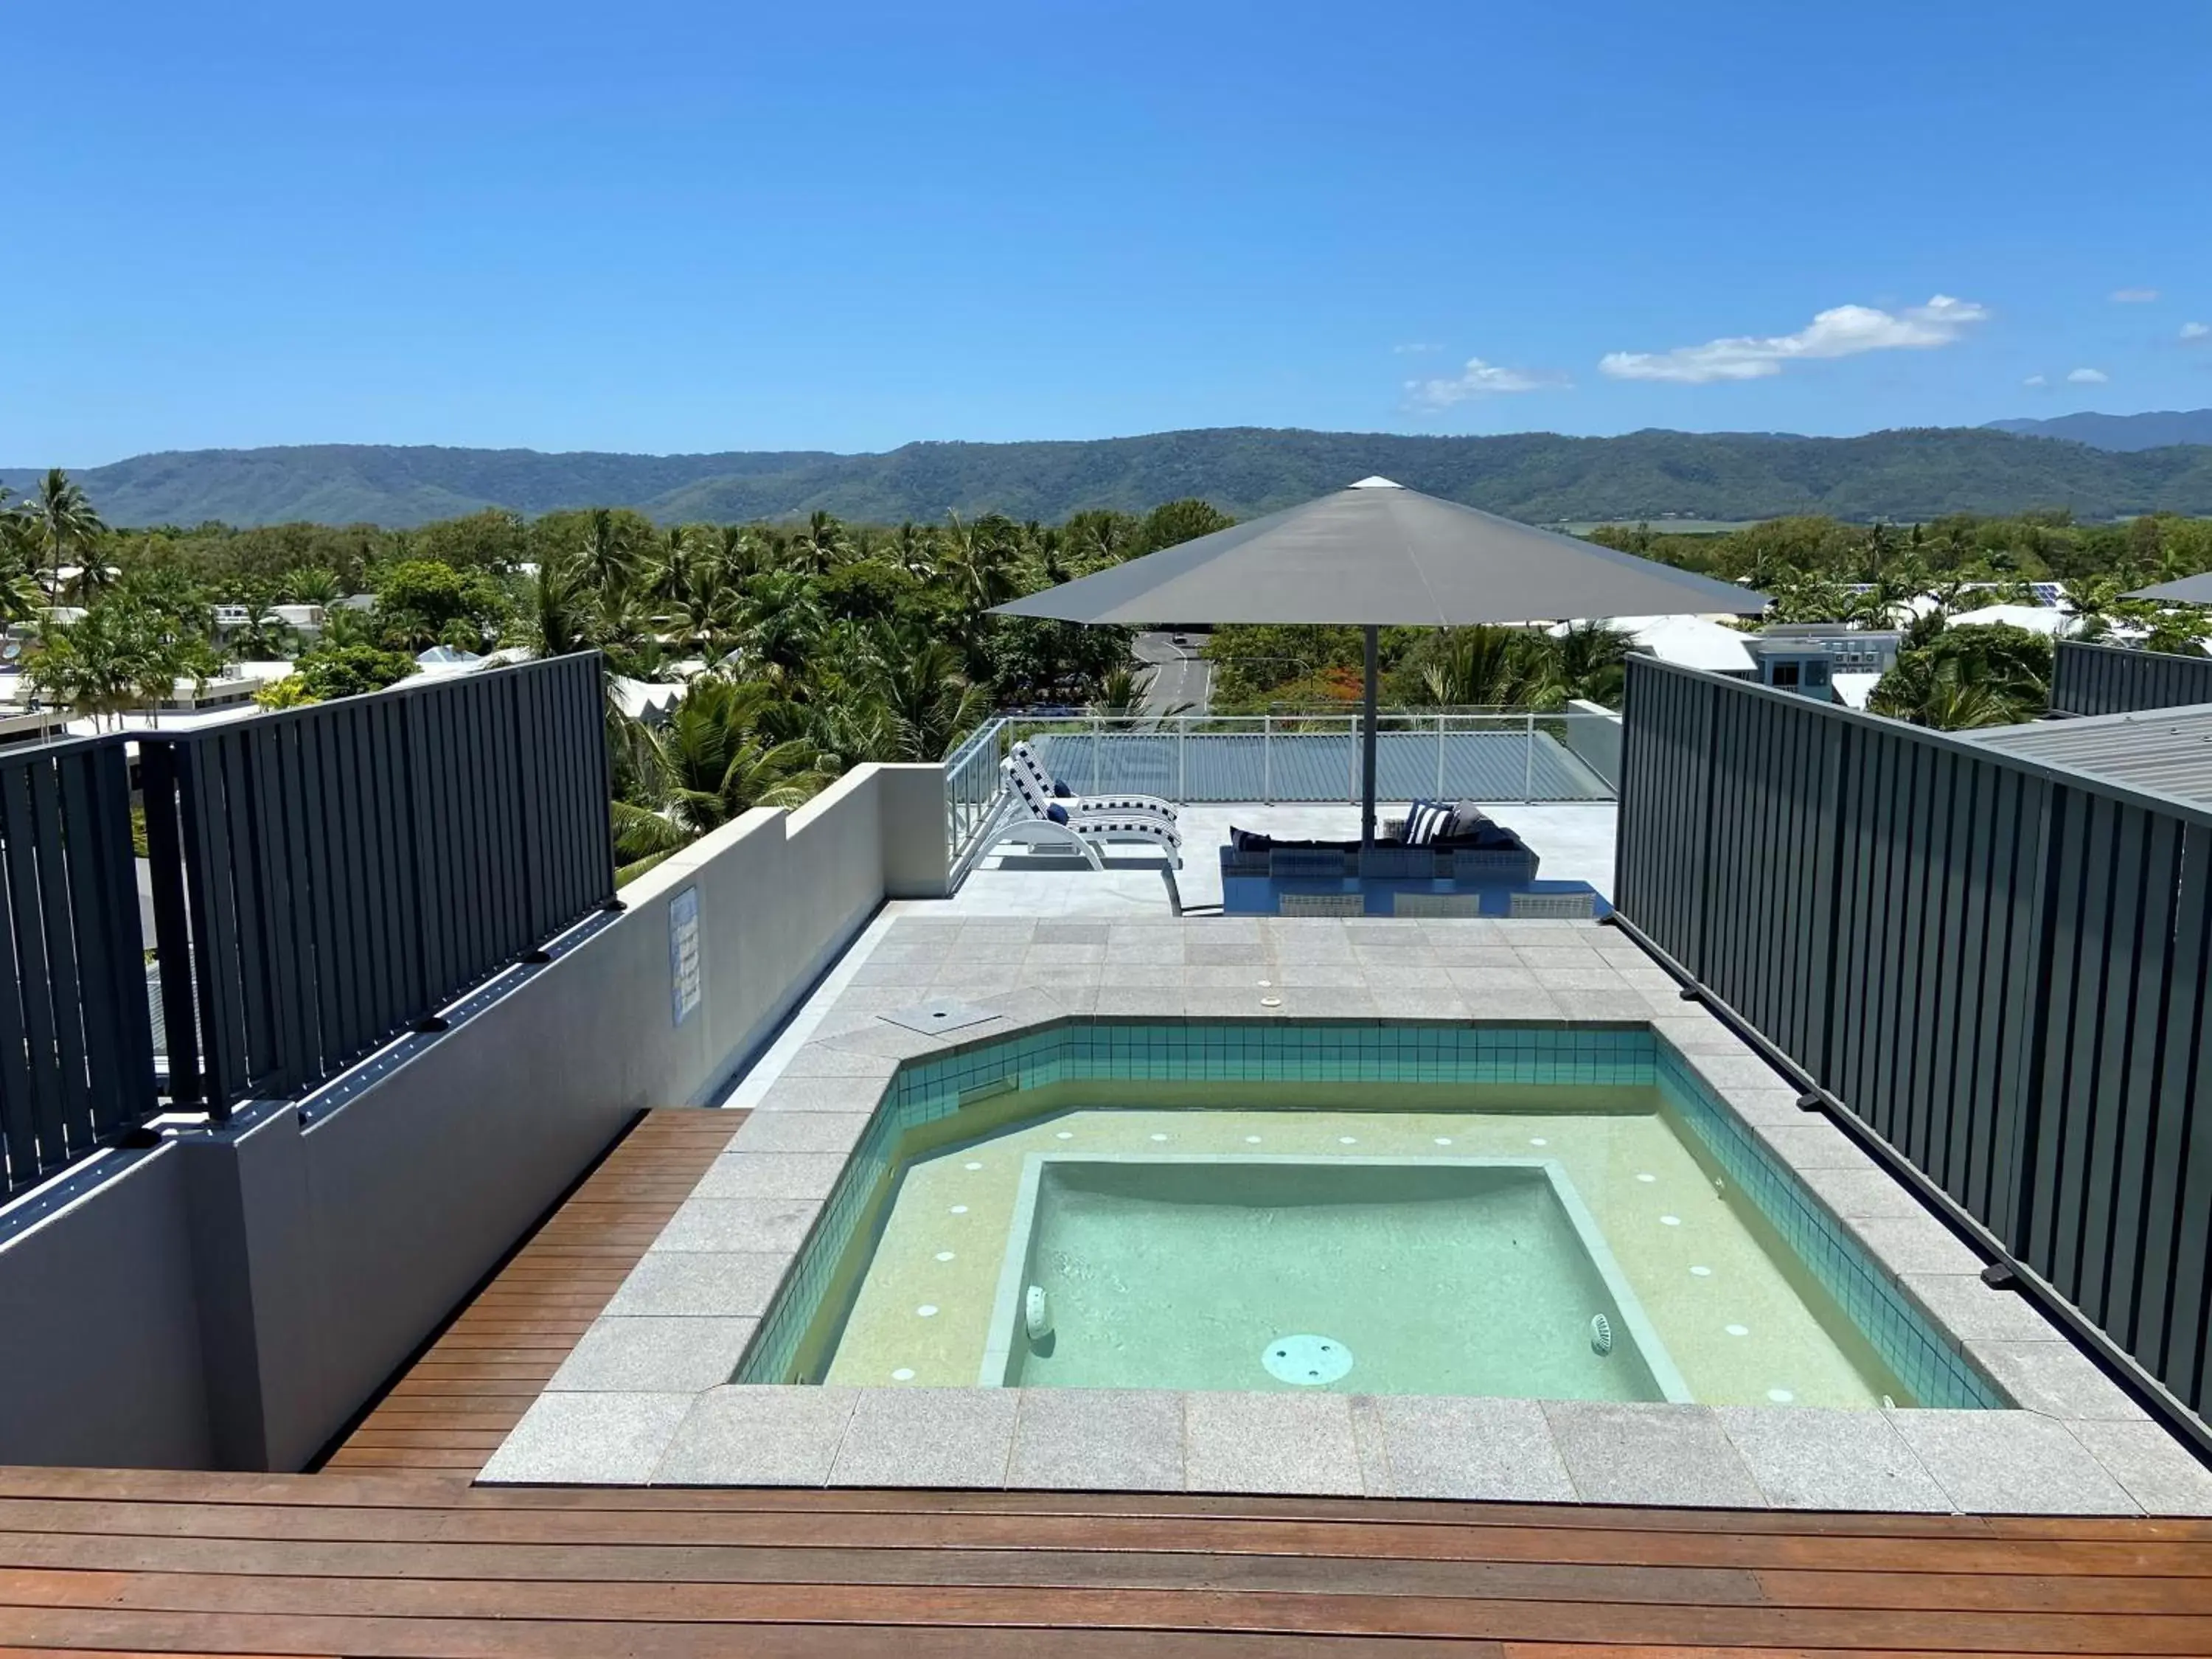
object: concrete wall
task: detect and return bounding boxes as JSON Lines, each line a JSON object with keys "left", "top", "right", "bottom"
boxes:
{"left": 0, "top": 1147, "right": 214, "bottom": 1469}
{"left": 0, "top": 761, "right": 948, "bottom": 1471}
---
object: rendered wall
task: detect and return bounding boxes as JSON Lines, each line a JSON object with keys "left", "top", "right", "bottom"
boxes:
{"left": 0, "top": 1147, "right": 213, "bottom": 1469}
{"left": 0, "top": 761, "right": 948, "bottom": 1470}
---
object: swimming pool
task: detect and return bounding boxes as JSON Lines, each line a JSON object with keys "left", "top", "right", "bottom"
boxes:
{"left": 736, "top": 1023, "right": 2002, "bottom": 1412}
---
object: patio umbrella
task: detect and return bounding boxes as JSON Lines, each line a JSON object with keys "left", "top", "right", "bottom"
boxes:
{"left": 992, "top": 477, "right": 1767, "bottom": 844}
{"left": 2128, "top": 572, "right": 2212, "bottom": 605}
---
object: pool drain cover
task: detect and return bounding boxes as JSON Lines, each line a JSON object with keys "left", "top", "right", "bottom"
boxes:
{"left": 880, "top": 997, "right": 998, "bottom": 1035}
{"left": 1263, "top": 1334, "right": 1353, "bottom": 1385}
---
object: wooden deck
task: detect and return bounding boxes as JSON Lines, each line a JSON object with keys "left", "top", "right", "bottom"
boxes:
{"left": 323, "top": 1108, "right": 740, "bottom": 1474}
{"left": 4, "top": 1110, "right": 2210, "bottom": 1656}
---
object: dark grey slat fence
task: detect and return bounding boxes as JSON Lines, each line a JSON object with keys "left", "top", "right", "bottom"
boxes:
{"left": 0, "top": 737, "right": 158, "bottom": 1199}
{"left": 143, "top": 653, "right": 615, "bottom": 1114}
{"left": 1617, "top": 655, "right": 2212, "bottom": 1417}
{"left": 2053, "top": 639, "right": 2212, "bottom": 717}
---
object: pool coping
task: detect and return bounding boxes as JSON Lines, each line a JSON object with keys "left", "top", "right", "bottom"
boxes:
{"left": 479, "top": 915, "right": 2212, "bottom": 1515}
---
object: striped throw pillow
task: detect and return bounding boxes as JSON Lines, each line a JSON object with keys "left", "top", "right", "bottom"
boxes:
{"left": 1403, "top": 800, "right": 1455, "bottom": 846}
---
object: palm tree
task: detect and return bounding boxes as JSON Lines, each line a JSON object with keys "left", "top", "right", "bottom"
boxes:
{"left": 860, "top": 622, "right": 992, "bottom": 759}
{"left": 0, "top": 568, "right": 46, "bottom": 630}
{"left": 1552, "top": 622, "right": 1632, "bottom": 705}
{"left": 618, "top": 678, "right": 835, "bottom": 853}
{"left": 736, "top": 572, "right": 827, "bottom": 675}
{"left": 1409, "top": 627, "right": 1564, "bottom": 709}
{"left": 577, "top": 508, "right": 637, "bottom": 599}
{"left": 890, "top": 520, "right": 936, "bottom": 578}
{"left": 1868, "top": 655, "right": 2013, "bottom": 730}
{"left": 937, "top": 512, "right": 1021, "bottom": 616}
{"left": 28, "top": 470, "right": 105, "bottom": 602}
{"left": 25, "top": 600, "right": 180, "bottom": 729}
{"left": 280, "top": 566, "right": 344, "bottom": 605}
{"left": 787, "top": 511, "right": 851, "bottom": 575}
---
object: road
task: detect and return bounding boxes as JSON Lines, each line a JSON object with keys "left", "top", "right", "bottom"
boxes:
{"left": 1133, "top": 630, "right": 1212, "bottom": 714}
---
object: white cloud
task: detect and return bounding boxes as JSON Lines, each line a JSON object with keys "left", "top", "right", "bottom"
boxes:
{"left": 1404, "top": 357, "right": 1563, "bottom": 408}
{"left": 2183, "top": 321, "right": 2210, "bottom": 341}
{"left": 2111, "top": 288, "right": 2160, "bottom": 303}
{"left": 2023, "top": 374, "right": 2048, "bottom": 387}
{"left": 2067, "top": 366, "right": 2110, "bottom": 384}
{"left": 1599, "top": 295, "right": 1989, "bottom": 384}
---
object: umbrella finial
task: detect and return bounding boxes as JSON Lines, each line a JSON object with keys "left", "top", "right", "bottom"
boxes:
{"left": 1348, "top": 475, "right": 1402, "bottom": 489}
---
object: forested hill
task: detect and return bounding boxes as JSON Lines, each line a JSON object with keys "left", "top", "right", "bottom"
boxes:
{"left": 1983, "top": 408, "right": 2212, "bottom": 452}
{"left": 8, "top": 425, "right": 2212, "bottom": 529}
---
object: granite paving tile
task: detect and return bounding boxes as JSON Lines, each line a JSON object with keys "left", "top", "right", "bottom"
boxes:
{"left": 655, "top": 1386, "right": 858, "bottom": 1486}
{"left": 728, "top": 1111, "right": 873, "bottom": 1155}
{"left": 1899, "top": 1273, "right": 2065, "bottom": 1342}
{"left": 1544, "top": 1402, "right": 1767, "bottom": 1508}
{"left": 655, "top": 1197, "right": 824, "bottom": 1254}
{"left": 546, "top": 1316, "right": 757, "bottom": 1392}
{"left": 694, "top": 1152, "right": 847, "bottom": 1201}
{"left": 1966, "top": 1340, "right": 2150, "bottom": 1421}
{"left": 1183, "top": 1391, "right": 1365, "bottom": 1495}
{"left": 1717, "top": 1406, "right": 1949, "bottom": 1512}
{"left": 1843, "top": 1211, "right": 1984, "bottom": 1276}
{"left": 1888, "top": 1408, "right": 2139, "bottom": 1514}
{"left": 1009, "top": 1388, "right": 1185, "bottom": 1491}
{"left": 1367, "top": 1395, "right": 1576, "bottom": 1501}
{"left": 479, "top": 1392, "right": 695, "bottom": 1485}
{"left": 2065, "top": 1420, "right": 2212, "bottom": 1515}
{"left": 830, "top": 1388, "right": 1020, "bottom": 1488}
{"left": 605, "top": 1252, "right": 790, "bottom": 1318}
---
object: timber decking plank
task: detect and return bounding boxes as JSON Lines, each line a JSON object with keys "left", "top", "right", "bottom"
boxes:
{"left": 6, "top": 1496, "right": 2211, "bottom": 1580}
{"left": 0, "top": 1616, "right": 1492, "bottom": 1659}
{"left": 320, "top": 1107, "right": 736, "bottom": 1475}
{"left": 7, "top": 1528, "right": 2209, "bottom": 1613}
{"left": 7, "top": 1566, "right": 2211, "bottom": 1649}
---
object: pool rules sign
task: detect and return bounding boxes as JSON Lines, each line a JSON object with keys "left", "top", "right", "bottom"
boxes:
{"left": 669, "top": 887, "right": 703, "bottom": 1028}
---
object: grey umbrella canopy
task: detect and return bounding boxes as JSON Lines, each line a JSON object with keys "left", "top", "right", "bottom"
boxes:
{"left": 2128, "top": 572, "right": 2212, "bottom": 605}
{"left": 994, "top": 477, "right": 1768, "bottom": 843}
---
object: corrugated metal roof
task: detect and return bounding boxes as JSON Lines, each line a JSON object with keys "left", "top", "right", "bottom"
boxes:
{"left": 1965, "top": 703, "right": 2212, "bottom": 809}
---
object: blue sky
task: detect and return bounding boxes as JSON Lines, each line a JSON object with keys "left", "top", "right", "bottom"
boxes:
{"left": 8, "top": 0, "right": 2210, "bottom": 463}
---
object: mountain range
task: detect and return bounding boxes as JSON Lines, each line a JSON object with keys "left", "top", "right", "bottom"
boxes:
{"left": 7, "top": 423, "right": 2212, "bottom": 529}
{"left": 1983, "top": 408, "right": 2212, "bottom": 452}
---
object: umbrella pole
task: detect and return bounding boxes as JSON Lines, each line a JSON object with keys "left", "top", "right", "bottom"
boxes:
{"left": 1360, "top": 625, "right": 1379, "bottom": 847}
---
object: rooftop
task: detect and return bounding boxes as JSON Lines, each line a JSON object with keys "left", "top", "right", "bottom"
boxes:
{"left": 8, "top": 640, "right": 2212, "bottom": 1653}
{"left": 1966, "top": 700, "right": 2212, "bottom": 809}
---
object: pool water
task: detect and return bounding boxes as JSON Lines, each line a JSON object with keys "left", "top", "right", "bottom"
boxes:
{"left": 995, "top": 1158, "right": 1686, "bottom": 1401}
{"left": 815, "top": 1096, "right": 1913, "bottom": 1408}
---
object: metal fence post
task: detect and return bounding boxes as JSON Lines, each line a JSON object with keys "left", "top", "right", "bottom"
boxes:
{"left": 1436, "top": 713, "right": 1446, "bottom": 798}
{"left": 1177, "top": 716, "right": 1187, "bottom": 803}
{"left": 1523, "top": 711, "right": 1536, "bottom": 802}
{"left": 1263, "top": 714, "right": 1273, "bottom": 804}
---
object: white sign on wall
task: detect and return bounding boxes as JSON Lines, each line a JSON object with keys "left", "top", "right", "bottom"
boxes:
{"left": 668, "top": 887, "right": 702, "bottom": 1028}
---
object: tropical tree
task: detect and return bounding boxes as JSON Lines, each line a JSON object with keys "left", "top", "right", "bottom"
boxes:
{"left": 1552, "top": 622, "right": 1633, "bottom": 706}
{"left": 280, "top": 566, "right": 344, "bottom": 605}
{"left": 859, "top": 622, "right": 992, "bottom": 759}
{"left": 610, "top": 678, "right": 837, "bottom": 876}
{"left": 24, "top": 597, "right": 204, "bottom": 728}
{"left": 1401, "top": 626, "right": 1564, "bottom": 709}
{"left": 1868, "top": 622, "right": 2051, "bottom": 730}
{"left": 577, "top": 508, "right": 639, "bottom": 597}
{"left": 787, "top": 511, "right": 852, "bottom": 575}
{"left": 27, "top": 470, "right": 105, "bottom": 602}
